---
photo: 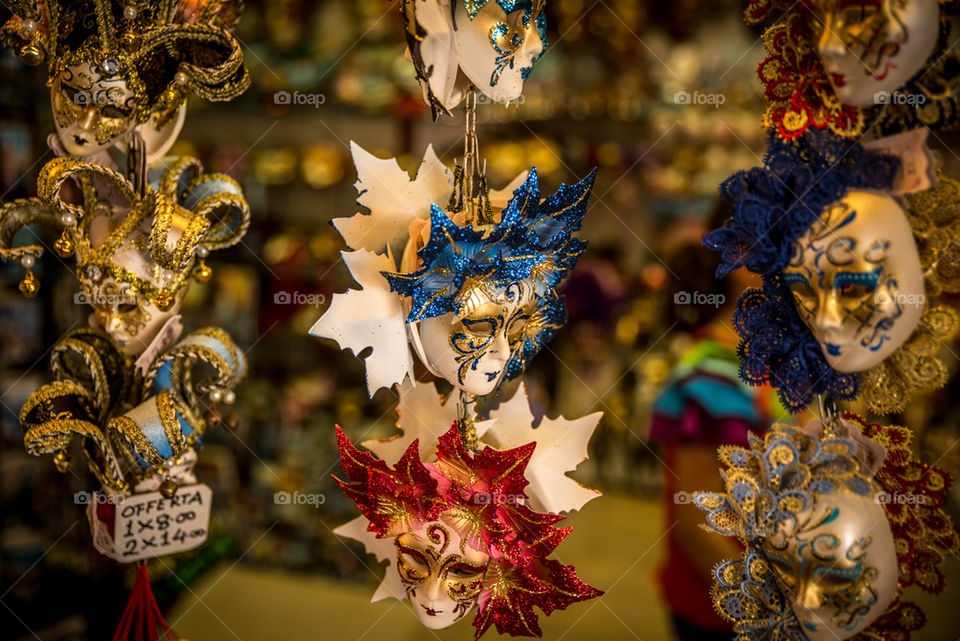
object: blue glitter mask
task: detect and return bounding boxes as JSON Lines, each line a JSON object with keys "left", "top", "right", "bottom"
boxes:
{"left": 702, "top": 130, "right": 900, "bottom": 412}
{"left": 384, "top": 166, "right": 595, "bottom": 384}
{"left": 464, "top": 0, "right": 548, "bottom": 84}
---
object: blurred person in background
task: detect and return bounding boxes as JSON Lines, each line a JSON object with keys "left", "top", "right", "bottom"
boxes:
{"left": 649, "top": 206, "right": 781, "bottom": 641}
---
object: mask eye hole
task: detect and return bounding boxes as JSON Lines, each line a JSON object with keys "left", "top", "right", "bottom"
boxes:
{"left": 116, "top": 302, "right": 138, "bottom": 314}
{"left": 100, "top": 104, "right": 131, "bottom": 119}
{"left": 837, "top": 282, "right": 873, "bottom": 298}
{"left": 61, "top": 84, "right": 86, "bottom": 107}
{"left": 447, "top": 564, "right": 483, "bottom": 579}
{"left": 461, "top": 316, "right": 497, "bottom": 337}
{"left": 490, "top": 21, "right": 522, "bottom": 55}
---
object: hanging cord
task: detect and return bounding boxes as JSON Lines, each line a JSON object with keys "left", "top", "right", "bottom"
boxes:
{"left": 458, "top": 389, "right": 480, "bottom": 453}
{"left": 113, "top": 562, "right": 180, "bottom": 641}
{"left": 127, "top": 130, "right": 148, "bottom": 198}
{"left": 454, "top": 87, "right": 493, "bottom": 226}
{"left": 816, "top": 394, "right": 842, "bottom": 440}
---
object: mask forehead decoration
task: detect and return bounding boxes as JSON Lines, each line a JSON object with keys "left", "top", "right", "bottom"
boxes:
{"left": 32, "top": 156, "right": 249, "bottom": 314}
{"left": 1, "top": 0, "right": 249, "bottom": 128}
{"left": 333, "top": 423, "right": 601, "bottom": 637}
{"left": 694, "top": 417, "right": 958, "bottom": 641}
{"left": 704, "top": 130, "right": 960, "bottom": 413}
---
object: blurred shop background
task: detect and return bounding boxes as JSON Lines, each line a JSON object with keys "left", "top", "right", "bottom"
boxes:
{"left": 1, "top": 1, "right": 959, "bottom": 640}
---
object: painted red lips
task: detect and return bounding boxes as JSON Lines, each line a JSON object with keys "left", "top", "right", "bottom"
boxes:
{"left": 830, "top": 73, "right": 846, "bottom": 87}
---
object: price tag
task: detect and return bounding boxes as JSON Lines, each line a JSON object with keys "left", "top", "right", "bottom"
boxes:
{"left": 112, "top": 484, "right": 212, "bottom": 562}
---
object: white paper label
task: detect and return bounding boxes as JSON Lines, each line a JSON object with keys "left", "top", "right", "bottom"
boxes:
{"left": 864, "top": 128, "right": 937, "bottom": 195}
{"left": 112, "top": 484, "right": 212, "bottom": 562}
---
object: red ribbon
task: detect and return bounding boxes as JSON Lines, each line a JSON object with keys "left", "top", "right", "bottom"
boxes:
{"left": 113, "top": 562, "right": 179, "bottom": 641}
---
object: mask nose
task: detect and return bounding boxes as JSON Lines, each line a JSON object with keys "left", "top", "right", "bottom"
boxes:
{"left": 77, "top": 106, "right": 99, "bottom": 132}
{"left": 817, "top": 25, "right": 846, "bottom": 63}
{"left": 104, "top": 312, "right": 124, "bottom": 335}
{"left": 486, "top": 330, "right": 510, "bottom": 361}
{"left": 522, "top": 22, "right": 544, "bottom": 61}
{"left": 422, "top": 577, "right": 447, "bottom": 604}
{"left": 814, "top": 288, "right": 845, "bottom": 332}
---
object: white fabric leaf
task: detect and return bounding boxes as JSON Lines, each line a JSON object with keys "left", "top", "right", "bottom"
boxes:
{"left": 331, "top": 142, "right": 454, "bottom": 255}
{"left": 362, "top": 378, "right": 460, "bottom": 464}
{"left": 333, "top": 516, "right": 406, "bottom": 602}
{"left": 308, "top": 249, "right": 412, "bottom": 396}
{"left": 482, "top": 383, "right": 602, "bottom": 514}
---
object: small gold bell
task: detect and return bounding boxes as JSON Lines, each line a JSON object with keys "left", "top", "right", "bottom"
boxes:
{"left": 19, "top": 270, "right": 39, "bottom": 297}
{"left": 159, "top": 478, "right": 178, "bottom": 499}
{"left": 194, "top": 260, "right": 213, "bottom": 283}
{"left": 54, "top": 230, "right": 75, "bottom": 257}
{"left": 53, "top": 450, "right": 71, "bottom": 473}
{"left": 154, "top": 290, "right": 174, "bottom": 311}
{"left": 20, "top": 44, "right": 43, "bottom": 65}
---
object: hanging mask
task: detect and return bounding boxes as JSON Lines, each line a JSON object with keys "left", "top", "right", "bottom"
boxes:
{"left": 311, "top": 143, "right": 595, "bottom": 398}
{"left": 3, "top": 0, "right": 249, "bottom": 157}
{"left": 782, "top": 189, "right": 925, "bottom": 372}
{"left": 37, "top": 156, "right": 250, "bottom": 357}
{"left": 389, "top": 167, "right": 593, "bottom": 397}
{"left": 395, "top": 519, "right": 489, "bottom": 629}
{"left": 763, "top": 489, "right": 899, "bottom": 639}
{"left": 695, "top": 418, "right": 959, "bottom": 641}
{"left": 453, "top": 0, "right": 547, "bottom": 102}
{"left": 51, "top": 61, "right": 139, "bottom": 157}
{"left": 333, "top": 423, "right": 601, "bottom": 637}
{"left": 814, "top": 0, "right": 940, "bottom": 107}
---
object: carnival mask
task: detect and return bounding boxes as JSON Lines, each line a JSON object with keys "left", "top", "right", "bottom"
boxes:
{"left": 83, "top": 276, "right": 181, "bottom": 357}
{"left": 815, "top": 0, "right": 940, "bottom": 106}
{"left": 395, "top": 520, "right": 489, "bottom": 629}
{"left": 51, "top": 61, "right": 187, "bottom": 161}
{"left": 52, "top": 62, "right": 138, "bottom": 157}
{"left": 415, "top": 281, "right": 536, "bottom": 395}
{"left": 782, "top": 189, "right": 924, "bottom": 372}
{"left": 453, "top": 0, "right": 546, "bottom": 101}
{"left": 764, "top": 490, "right": 898, "bottom": 640}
